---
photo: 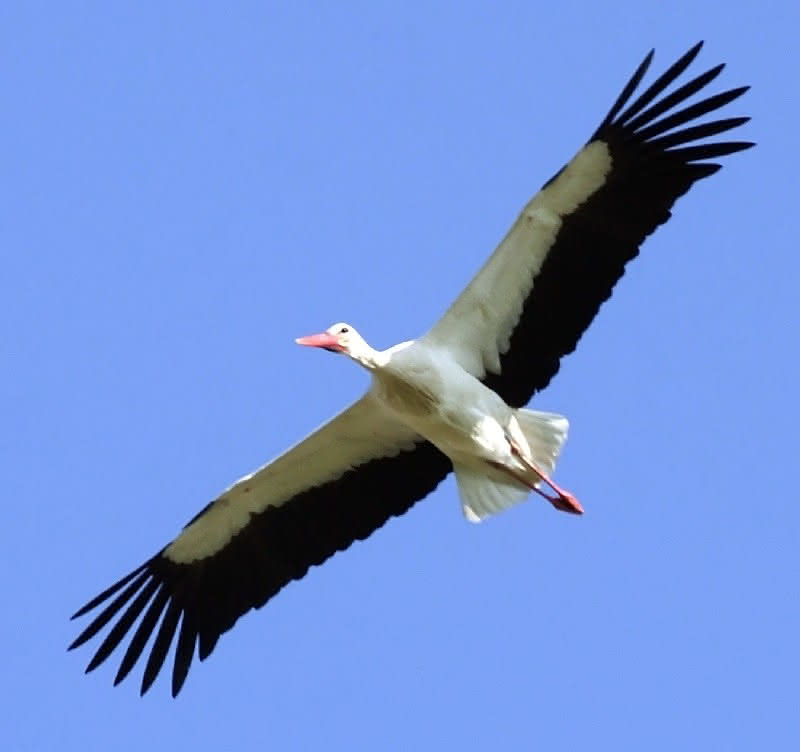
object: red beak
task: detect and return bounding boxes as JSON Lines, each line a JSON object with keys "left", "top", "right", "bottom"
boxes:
{"left": 295, "top": 333, "right": 343, "bottom": 352}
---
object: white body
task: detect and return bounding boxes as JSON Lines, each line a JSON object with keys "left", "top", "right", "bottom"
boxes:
{"left": 364, "top": 337, "right": 569, "bottom": 522}
{"left": 372, "top": 340, "right": 531, "bottom": 464}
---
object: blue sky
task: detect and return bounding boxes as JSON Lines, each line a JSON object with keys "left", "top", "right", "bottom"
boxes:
{"left": 3, "top": 2, "right": 798, "bottom": 750}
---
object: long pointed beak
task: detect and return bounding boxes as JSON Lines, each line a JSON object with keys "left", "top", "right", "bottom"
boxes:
{"left": 295, "top": 332, "right": 342, "bottom": 351}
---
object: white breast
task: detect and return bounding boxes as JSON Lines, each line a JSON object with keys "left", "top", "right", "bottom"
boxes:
{"left": 372, "top": 342, "right": 512, "bottom": 458}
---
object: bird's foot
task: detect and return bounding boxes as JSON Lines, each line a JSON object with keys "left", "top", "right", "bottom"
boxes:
{"left": 542, "top": 488, "right": 584, "bottom": 515}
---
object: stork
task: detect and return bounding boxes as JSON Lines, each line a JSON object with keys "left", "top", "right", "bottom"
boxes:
{"left": 69, "top": 42, "right": 753, "bottom": 696}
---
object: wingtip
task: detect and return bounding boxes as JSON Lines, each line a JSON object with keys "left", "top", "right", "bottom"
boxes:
{"left": 140, "top": 674, "right": 155, "bottom": 697}
{"left": 641, "top": 48, "right": 655, "bottom": 70}
{"left": 672, "top": 40, "right": 705, "bottom": 72}
{"left": 113, "top": 655, "right": 136, "bottom": 687}
{"left": 68, "top": 630, "right": 91, "bottom": 651}
{"left": 70, "top": 604, "right": 92, "bottom": 621}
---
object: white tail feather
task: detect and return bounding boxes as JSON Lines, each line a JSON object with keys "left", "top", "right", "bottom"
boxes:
{"left": 454, "top": 465, "right": 529, "bottom": 522}
{"left": 455, "top": 409, "right": 569, "bottom": 522}
{"left": 513, "top": 408, "right": 568, "bottom": 478}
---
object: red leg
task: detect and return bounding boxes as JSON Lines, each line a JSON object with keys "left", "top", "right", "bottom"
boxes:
{"left": 504, "top": 438, "right": 584, "bottom": 515}
{"left": 487, "top": 459, "right": 583, "bottom": 515}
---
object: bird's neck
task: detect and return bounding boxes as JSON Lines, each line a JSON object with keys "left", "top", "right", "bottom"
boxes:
{"left": 349, "top": 345, "right": 389, "bottom": 372}
{"left": 355, "top": 339, "right": 417, "bottom": 372}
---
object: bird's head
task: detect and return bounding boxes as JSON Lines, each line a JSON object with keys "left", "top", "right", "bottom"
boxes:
{"left": 295, "top": 322, "right": 372, "bottom": 363}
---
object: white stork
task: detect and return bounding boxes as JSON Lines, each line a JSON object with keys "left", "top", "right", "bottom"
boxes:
{"left": 70, "top": 42, "right": 753, "bottom": 696}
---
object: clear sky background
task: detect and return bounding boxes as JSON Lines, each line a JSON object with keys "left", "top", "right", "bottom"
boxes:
{"left": 3, "top": 2, "right": 797, "bottom": 750}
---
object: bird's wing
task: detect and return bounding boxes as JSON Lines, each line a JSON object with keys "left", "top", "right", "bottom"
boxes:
{"left": 69, "top": 394, "right": 450, "bottom": 696}
{"left": 423, "top": 42, "right": 753, "bottom": 407}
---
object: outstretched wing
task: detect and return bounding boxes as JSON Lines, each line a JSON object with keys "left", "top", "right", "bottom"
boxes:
{"left": 424, "top": 42, "right": 753, "bottom": 406}
{"left": 69, "top": 395, "right": 450, "bottom": 696}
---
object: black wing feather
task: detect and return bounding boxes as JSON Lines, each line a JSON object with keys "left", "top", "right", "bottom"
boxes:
{"left": 84, "top": 578, "right": 160, "bottom": 673}
{"left": 616, "top": 41, "right": 704, "bottom": 124}
{"left": 114, "top": 586, "right": 170, "bottom": 686}
{"left": 71, "top": 442, "right": 449, "bottom": 695}
{"left": 623, "top": 64, "right": 725, "bottom": 132}
{"left": 483, "top": 43, "right": 752, "bottom": 407}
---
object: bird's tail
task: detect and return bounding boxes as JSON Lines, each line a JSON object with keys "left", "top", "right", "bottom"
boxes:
{"left": 513, "top": 408, "right": 569, "bottom": 479}
{"left": 454, "top": 409, "right": 569, "bottom": 522}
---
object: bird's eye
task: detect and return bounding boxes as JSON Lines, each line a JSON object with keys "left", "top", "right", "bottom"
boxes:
{"left": 340, "top": 326, "right": 349, "bottom": 334}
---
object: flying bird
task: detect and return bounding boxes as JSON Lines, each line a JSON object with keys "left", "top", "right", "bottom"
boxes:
{"left": 70, "top": 42, "right": 753, "bottom": 696}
